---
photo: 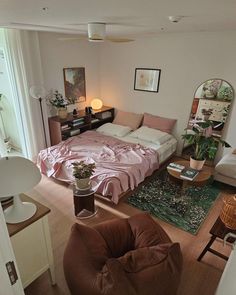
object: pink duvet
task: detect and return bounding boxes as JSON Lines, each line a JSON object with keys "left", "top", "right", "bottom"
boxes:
{"left": 37, "top": 131, "right": 159, "bottom": 203}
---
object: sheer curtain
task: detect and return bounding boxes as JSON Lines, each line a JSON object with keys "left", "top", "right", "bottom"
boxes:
{"left": 3, "top": 29, "right": 47, "bottom": 160}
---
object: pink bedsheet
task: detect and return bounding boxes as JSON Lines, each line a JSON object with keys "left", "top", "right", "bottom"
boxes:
{"left": 37, "top": 131, "right": 159, "bottom": 203}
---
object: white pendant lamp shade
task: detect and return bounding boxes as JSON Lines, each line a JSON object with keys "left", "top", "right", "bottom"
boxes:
{"left": 91, "top": 98, "right": 103, "bottom": 110}
{"left": 0, "top": 156, "right": 42, "bottom": 223}
{"left": 88, "top": 23, "right": 105, "bottom": 41}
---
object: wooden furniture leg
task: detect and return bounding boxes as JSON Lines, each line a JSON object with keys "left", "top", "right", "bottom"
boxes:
{"left": 197, "top": 235, "right": 216, "bottom": 261}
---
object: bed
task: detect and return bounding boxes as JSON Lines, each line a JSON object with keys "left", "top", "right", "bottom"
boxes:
{"left": 38, "top": 122, "right": 177, "bottom": 204}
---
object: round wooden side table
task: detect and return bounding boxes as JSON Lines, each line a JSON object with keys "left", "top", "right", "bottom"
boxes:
{"left": 167, "top": 160, "right": 213, "bottom": 201}
{"left": 73, "top": 182, "right": 98, "bottom": 219}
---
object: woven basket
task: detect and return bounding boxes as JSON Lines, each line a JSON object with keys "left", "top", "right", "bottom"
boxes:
{"left": 220, "top": 195, "right": 236, "bottom": 229}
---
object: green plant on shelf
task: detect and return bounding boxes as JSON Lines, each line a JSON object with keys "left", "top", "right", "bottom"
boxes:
{"left": 47, "top": 90, "right": 68, "bottom": 108}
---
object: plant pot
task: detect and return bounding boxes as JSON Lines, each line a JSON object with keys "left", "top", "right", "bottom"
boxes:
{"left": 75, "top": 177, "right": 90, "bottom": 190}
{"left": 57, "top": 107, "right": 68, "bottom": 119}
{"left": 190, "top": 157, "right": 206, "bottom": 171}
{"left": 203, "top": 114, "right": 211, "bottom": 121}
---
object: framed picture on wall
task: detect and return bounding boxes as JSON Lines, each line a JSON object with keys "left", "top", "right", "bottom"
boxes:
{"left": 134, "top": 68, "right": 161, "bottom": 92}
{"left": 63, "top": 67, "right": 86, "bottom": 104}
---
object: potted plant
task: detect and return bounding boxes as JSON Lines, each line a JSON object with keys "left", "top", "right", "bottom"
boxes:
{"left": 48, "top": 90, "right": 68, "bottom": 119}
{"left": 72, "top": 161, "right": 96, "bottom": 189}
{"left": 201, "top": 108, "right": 213, "bottom": 121}
{"left": 182, "top": 121, "right": 231, "bottom": 170}
{"left": 217, "top": 86, "right": 233, "bottom": 101}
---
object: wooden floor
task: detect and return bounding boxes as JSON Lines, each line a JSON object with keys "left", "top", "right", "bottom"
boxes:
{"left": 24, "top": 167, "right": 235, "bottom": 295}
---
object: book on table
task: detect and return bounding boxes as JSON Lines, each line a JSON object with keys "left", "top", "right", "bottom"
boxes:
{"left": 167, "top": 162, "right": 185, "bottom": 172}
{"left": 180, "top": 168, "right": 199, "bottom": 181}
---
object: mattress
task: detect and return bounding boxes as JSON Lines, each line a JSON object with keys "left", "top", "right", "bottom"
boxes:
{"left": 116, "top": 135, "right": 177, "bottom": 164}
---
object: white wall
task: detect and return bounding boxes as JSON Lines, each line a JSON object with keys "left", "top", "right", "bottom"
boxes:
{"left": 37, "top": 30, "right": 236, "bottom": 157}
{"left": 99, "top": 31, "right": 236, "bottom": 154}
{"left": 38, "top": 32, "right": 101, "bottom": 114}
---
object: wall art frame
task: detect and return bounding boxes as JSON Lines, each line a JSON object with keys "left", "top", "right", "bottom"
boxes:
{"left": 63, "top": 67, "right": 86, "bottom": 104}
{"left": 134, "top": 68, "right": 161, "bottom": 92}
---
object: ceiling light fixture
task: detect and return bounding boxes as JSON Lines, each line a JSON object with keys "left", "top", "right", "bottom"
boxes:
{"left": 88, "top": 23, "right": 106, "bottom": 42}
{"left": 168, "top": 16, "right": 182, "bottom": 23}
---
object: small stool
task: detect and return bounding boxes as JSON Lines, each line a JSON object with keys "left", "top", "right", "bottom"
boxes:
{"left": 73, "top": 185, "right": 97, "bottom": 219}
{"left": 197, "top": 217, "right": 236, "bottom": 262}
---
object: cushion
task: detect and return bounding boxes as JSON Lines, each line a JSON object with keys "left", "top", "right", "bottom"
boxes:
{"left": 128, "top": 213, "right": 171, "bottom": 248}
{"left": 215, "top": 152, "right": 236, "bottom": 179}
{"left": 96, "top": 123, "right": 132, "bottom": 137}
{"left": 143, "top": 112, "right": 177, "bottom": 134}
{"left": 113, "top": 110, "right": 143, "bottom": 130}
{"left": 97, "top": 243, "right": 182, "bottom": 295}
{"left": 233, "top": 149, "right": 236, "bottom": 154}
{"left": 94, "top": 218, "right": 134, "bottom": 259}
{"left": 129, "top": 126, "right": 172, "bottom": 145}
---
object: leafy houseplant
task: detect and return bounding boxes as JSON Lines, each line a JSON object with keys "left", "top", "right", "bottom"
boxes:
{"left": 217, "top": 86, "right": 233, "bottom": 101}
{"left": 182, "top": 121, "right": 231, "bottom": 169}
{"left": 72, "top": 161, "right": 96, "bottom": 189}
{"left": 48, "top": 90, "right": 68, "bottom": 108}
{"left": 48, "top": 90, "right": 69, "bottom": 119}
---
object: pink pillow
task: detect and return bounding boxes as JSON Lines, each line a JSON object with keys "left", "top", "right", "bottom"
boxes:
{"left": 113, "top": 110, "right": 143, "bottom": 130}
{"left": 143, "top": 113, "right": 177, "bottom": 134}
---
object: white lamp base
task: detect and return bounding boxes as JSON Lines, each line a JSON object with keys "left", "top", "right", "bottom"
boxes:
{"left": 4, "top": 195, "right": 37, "bottom": 224}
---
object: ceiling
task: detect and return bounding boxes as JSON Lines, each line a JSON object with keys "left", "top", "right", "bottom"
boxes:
{"left": 1, "top": 0, "right": 236, "bottom": 38}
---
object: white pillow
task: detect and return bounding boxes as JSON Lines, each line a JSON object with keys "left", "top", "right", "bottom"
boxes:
{"left": 129, "top": 126, "right": 172, "bottom": 144}
{"left": 96, "top": 123, "right": 132, "bottom": 137}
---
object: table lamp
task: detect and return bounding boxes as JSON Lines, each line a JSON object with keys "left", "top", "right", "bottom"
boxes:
{"left": 91, "top": 98, "right": 103, "bottom": 110}
{"left": 0, "top": 156, "right": 42, "bottom": 224}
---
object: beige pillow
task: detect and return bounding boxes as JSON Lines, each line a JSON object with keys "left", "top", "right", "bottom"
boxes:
{"left": 113, "top": 110, "right": 143, "bottom": 130}
{"left": 233, "top": 149, "right": 236, "bottom": 155}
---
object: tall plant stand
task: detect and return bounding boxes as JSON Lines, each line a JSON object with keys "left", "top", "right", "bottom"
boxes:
{"left": 73, "top": 184, "right": 98, "bottom": 219}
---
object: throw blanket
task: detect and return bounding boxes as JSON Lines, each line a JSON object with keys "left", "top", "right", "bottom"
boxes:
{"left": 37, "top": 131, "right": 159, "bottom": 203}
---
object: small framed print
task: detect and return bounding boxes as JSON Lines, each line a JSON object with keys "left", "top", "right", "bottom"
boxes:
{"left": 134, "top": 68, "right": 161, "bottom": 92}
{"left": 63, "top": 67, "right": 86, "bottom": 104}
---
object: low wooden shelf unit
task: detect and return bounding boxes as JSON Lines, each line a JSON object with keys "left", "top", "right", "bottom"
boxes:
{"left": 48, "top": 106, "right": 114, "bottom": 145}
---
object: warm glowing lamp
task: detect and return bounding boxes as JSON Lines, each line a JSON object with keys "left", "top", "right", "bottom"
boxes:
{"left": 91, "top": 98, "right": 103, "bottom": 110}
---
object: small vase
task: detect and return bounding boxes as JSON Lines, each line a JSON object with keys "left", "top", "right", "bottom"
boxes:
{"left": 75, "top": 178, "right": 90, "bottom": 190}
{"left": 203, "top": 114, "right": 211, "bottom": 121}
{"left": 57, "top": 107, "right": 68, "bottom": 119}
{"left": 190, "top": 157, "right": 205, "bottom": 171}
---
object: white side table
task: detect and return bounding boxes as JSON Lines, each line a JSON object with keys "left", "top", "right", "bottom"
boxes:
{"left": 6, "top": 194, "right": 56, "bottom": 288}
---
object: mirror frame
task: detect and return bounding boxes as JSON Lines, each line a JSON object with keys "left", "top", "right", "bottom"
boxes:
{"left": 182, "top": 78, "right": 234, "bottom": 162}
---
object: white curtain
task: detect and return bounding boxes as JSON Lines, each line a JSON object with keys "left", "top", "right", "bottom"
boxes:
{"left": 3, "top": 29, "right": 47, "bottom": 160}
{"left": 0, "top": 129, "right": 7, "bottom": 156}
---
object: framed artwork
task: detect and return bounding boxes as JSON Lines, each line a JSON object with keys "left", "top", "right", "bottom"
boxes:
{"left": 63, "top": 67, "right": 86, "bottom": 104}
{"left": 134, "top": 68, "right": 161, "bottom": 92}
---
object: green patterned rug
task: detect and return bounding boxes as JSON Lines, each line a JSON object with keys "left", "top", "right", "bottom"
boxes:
{"left": 127, "top": 169, "right": 221, "bottom": 235}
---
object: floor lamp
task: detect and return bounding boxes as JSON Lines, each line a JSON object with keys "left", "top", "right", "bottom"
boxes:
{"left": 29, "top": 85, "right": 47, "bottom": 147}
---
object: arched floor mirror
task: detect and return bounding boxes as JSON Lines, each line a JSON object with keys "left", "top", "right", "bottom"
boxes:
{"left": 182, "top": 78, "right": 234, "bottom": 164}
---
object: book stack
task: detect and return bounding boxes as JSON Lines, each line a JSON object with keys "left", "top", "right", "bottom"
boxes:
{"left": 61, "top": 124, "right": 70, "bottom": 132}
{"left": 167, "top": 162, "right": 185, "bottom": 172}
{"left": 70, "top": 118, "right": 85, "bottom": 127}
{"left": 95, "top": 111, "right": 112, "bottom": 120}
{"left": 180, "top": 168, "right": 199, "bottom": 181}
{"left": 91, "top": 118, "right": 100, "bottom": 124}
{"left": 69, "top": 129, "right": 81, "bottom": 136}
